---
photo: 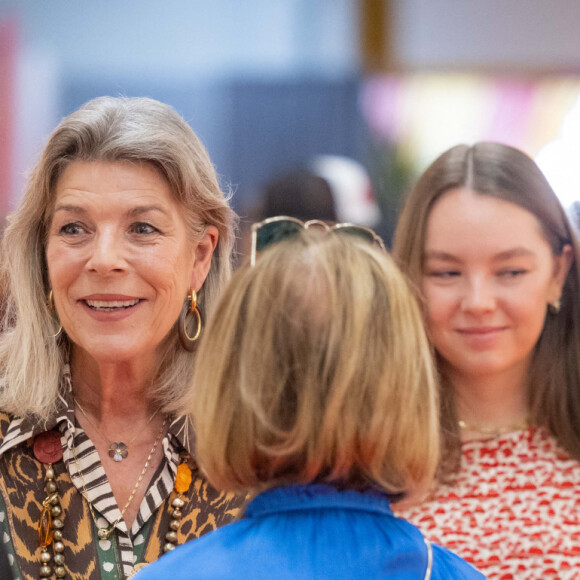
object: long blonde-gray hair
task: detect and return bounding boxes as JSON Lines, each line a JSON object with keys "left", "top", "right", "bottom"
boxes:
{"left": 0, "top": 96, "right": 236, "bottom": 421}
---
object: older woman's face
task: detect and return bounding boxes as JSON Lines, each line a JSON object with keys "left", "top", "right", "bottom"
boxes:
{"left": 46, "top": 160, "right": 217, "bottom": 366}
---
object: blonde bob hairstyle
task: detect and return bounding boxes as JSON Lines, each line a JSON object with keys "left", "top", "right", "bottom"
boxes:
{"left": 0, "top": 96, "right": 236, "bottom": 421}
{"left": 393, "top": 142, "right": 580, "bottom": 477}
{"left": 188, "top": 230, "right": 439, "bottom": 497}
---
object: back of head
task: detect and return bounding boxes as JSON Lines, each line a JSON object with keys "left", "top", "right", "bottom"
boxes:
{"left": 260, "top": 170, "right": 337, "bottom": 222}
{"left": 190, "top": 230, "right": 439, "bottom": 497}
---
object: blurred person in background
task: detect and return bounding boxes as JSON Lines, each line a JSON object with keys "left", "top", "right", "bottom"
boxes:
{"left": 310, "top": 154, "right": 381, "bottom": 228}
{"left": 0, "top": 96, "right": 244, "bottom": 579}
{"left": 257, "top": 169, "right": 337, "bottom": 222}
{"left": 393, "top": 141, "right": 580, "bottom": 579}
{"left": 135, "top": 224, "right": 484, "bottom": 579}
{"left": 239, "top": 155, "right": 382, "bottom": 264}
{"left": 238, "top": 168, "right": 337, "bottom": 265}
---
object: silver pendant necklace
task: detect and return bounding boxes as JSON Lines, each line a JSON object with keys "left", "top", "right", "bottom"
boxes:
{"left": 71, "top": 415, "right": 168, "bottom": 539}
{"left": 75, "top": 398, "right": 160, "bottom": 462}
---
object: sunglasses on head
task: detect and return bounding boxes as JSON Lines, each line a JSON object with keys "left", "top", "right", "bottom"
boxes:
{"left": 250, "top": 215, "right": 386, "bottom": 266}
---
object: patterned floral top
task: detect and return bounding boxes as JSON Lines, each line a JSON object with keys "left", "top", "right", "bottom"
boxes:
{"left": 0, "top": 378, "right": 245, "bottom": 580}
{"left": 395, "top": 427, "right": 580, "bottom": 580}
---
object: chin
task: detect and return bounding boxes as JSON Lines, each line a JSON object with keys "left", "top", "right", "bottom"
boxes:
{"left": 461, "top": 360, "right": 517, "bottom": 378}
{"left": 74, "top": 338, "right": 156, "bottom": 366}
{"left": 444, "top": 352, "right": 514, "bottom": 378}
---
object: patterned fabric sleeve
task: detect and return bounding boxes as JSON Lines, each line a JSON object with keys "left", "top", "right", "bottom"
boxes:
{"left": 0, "top": 411, "right": 246, "bottom": 580}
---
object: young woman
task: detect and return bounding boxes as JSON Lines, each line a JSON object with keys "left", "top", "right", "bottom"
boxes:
{"left": 135, "top": 224, "right": 484, "bottom": 579}
{"left": 393, "top": 142, "right": 580, "bottom": 579}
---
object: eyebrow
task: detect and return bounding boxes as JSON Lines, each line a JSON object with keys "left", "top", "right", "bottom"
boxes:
{"left": 126, "top": 205, "right": 170, "bottom": 218}
{"left": 423, "top": 251, "right": 460, "bottom": 263}
{"left": 424, "top": 247, "right": 536, "bottom": 262}
{"left": 53, "top": 204, "right": 87, "bottom": 214}
{"left": 493, "top": 247, "right": 536, "bottom": 260}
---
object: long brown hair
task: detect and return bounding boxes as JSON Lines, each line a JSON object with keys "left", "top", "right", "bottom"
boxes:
{"left": 393, "top": 142, "right": 580, "bottom": 478}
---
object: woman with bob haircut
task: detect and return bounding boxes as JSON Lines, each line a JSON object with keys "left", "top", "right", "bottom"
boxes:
{"left": 393, "top": 142, "right": 580, "bottom": 578}
{"left": 136, "top": 227, "right": 484, "bottom": 579}
{"left": 0, "top": 96, "right": 244, "bottom": 579}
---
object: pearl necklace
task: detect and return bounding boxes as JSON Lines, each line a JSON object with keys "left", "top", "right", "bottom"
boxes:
{"left": 34, "top": 423, "right": 194, "bottom": 579}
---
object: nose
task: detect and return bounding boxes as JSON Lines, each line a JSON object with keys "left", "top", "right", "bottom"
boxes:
{"left": 461, "top": 276, "right": 495, "bottom": 314}
{"left": 86, "top": 230, "right": 127, "bottom": 275}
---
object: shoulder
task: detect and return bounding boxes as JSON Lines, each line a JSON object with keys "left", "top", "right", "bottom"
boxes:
{"left": 136, "top": 507, "right": 439, "bottom": 580}
{"left": 430, "top": 543, "right": 485, "bottom": 579}
{"left": 0, "top": 410, "right": 36, "bottom": 456}
{"left": 0, "top": 410, "right": 16, "bottom": 451}
{"left": 0, "top": 411, "right": 11, "bottom": 440}
{"left": 136, "top": 520, "right": 253, "bottom": 580}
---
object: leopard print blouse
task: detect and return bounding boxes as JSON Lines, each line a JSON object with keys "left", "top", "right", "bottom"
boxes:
{"left": 0, "top": 411, "right": 245, "bottom": 580}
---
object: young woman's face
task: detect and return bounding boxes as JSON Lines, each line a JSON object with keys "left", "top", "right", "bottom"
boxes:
{"left": 422, "top": 187, "right": 571, "bottom": 382}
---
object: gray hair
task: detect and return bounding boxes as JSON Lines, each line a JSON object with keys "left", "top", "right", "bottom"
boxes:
{"left": 0, "top": 96, "right": 237, "bottom": 421}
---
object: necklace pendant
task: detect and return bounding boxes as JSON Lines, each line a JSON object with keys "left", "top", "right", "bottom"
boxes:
{"left": 108, "top": 442, "right": 128, "bottom": 462}
{"left": 97, "top": 527, "right": 110, "bottom": 540}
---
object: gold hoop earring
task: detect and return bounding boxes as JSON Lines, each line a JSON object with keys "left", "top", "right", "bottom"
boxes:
{"left": 548, "top": 299, "right": 561, "bottom": 315}
{"left": 47, "top": 290, "right": 63, "bottom": 338}
{"left": 178, "top": 289, "right": 202, "bottom": 351}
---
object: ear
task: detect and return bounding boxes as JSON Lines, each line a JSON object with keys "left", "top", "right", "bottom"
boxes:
{"left": 190, "top": 226, "right": 220, "bottom": 291}
{"left": 548, "top": 243, "right": 574, "bottom": 303}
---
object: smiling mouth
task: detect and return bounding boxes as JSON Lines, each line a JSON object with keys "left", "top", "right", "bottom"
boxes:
{"left": 84, "top": 299, "right": 140, "bottom": 312}
{"left": 458, "top": 327, "right": 506, "bottom": 335}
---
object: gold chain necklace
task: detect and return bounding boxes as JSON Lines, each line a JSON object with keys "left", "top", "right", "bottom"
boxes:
{"left": 71, "top": 415, "right": 168, "bottom": 540}
{"left": 75, "top": 399, "right": 160, "bottom": 462}
{"left": 457, "top": 417, "right": 529, "bottom": 438}
{"left": 35, "top": 422, "right": 194, "bottom": 579}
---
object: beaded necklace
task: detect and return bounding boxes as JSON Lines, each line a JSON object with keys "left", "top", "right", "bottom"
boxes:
{"left": 35, "top": 430, "right": 66, "bottom": 579}
{"left": 34, "top": 423, "right": 194, "bottom": 579}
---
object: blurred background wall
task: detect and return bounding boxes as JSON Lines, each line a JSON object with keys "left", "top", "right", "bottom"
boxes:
{"left": 2, "top": 0, "right": 580, "bottom": 246}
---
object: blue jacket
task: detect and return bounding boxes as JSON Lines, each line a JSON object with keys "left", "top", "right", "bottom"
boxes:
{"left": 136, "top": 484, "right": 484, "bottom": 579}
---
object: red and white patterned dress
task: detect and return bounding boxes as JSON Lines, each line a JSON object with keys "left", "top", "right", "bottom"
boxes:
{"left": 396, "top": 427, "right": 580, "bottom": 579}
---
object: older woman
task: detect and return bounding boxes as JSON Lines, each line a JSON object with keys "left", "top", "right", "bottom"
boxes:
{"left": 0, "top": 96, "right": 244, "bottom": 580}
{"left": 135, "top": 224, "right": 484, "bottom": 579}
{"left": 393, "top": 142, "right": 580, "bottom": 578}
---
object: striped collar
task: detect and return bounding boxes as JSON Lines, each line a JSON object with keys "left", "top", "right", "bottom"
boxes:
{"left": 0, "top": 367, "right": 196, "bottom": 578}
{"left": 0, "top": 366, "right": 194, "bottom": 460}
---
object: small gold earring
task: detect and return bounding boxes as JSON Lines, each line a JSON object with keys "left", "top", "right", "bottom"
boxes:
{"left": 47, "top": 290, "right": 62, "bottom": 338}
{"left": 548, "top": 299, "right": 561, "bottom": 315}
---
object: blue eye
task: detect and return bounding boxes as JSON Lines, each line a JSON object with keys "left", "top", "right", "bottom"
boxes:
{"left": 130, "top": 222, "right": 159, "bottom": 235}
{"left": 59, "top": 222, "right": 85, "bottom": 235}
